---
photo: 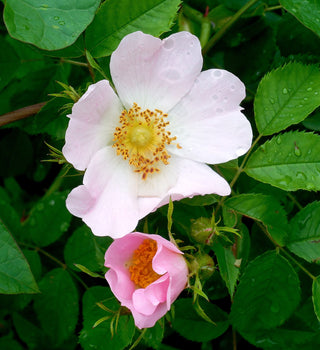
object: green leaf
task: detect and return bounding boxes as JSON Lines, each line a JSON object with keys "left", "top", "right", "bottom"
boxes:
{"left": 288, "top": 201, "right": 320, "bottom": 263}
{"left": 212, "top": 243, "right": 240, "bottom": 297}
{"left": 0, "top": 221, "right": 38, "bottom": 294}
{"left": 0, "top": 338, "right": 24, "bottom": 350}
{"left": 245, "top": 131, "right": 320, "bottom": 191}
{"left": 64, "top": 226, "right": 111, "bottom": 272}
{"left": 143, "top": 320, "right": 165, "bottom": 349}
{"left": 172, "top": 298, "right": 229, "bottom": 342}
{"left": 13, "top": 312, "right": 47, "bottom": 349}
{"left": 223, "top": 193, "right": 289, "bottom": 246}
{"left": 25, "top": 191, "right": 72, "bottom": 247}
{"left": 280, "top": 0, "right": 320, "bottom": 37}
{"left": 0, "top": 36, "right": 20, "bottom": 91}
{"left": 33, "top": 268, "right": 79, "bottom": 346}
{"left": 85, "top": 0, "right": 181, "bottom": 58}
{"left": 254, "top": 62, "right": 320, "bottom": 135}
{"left": 80, "top": 286, "right": 135, "bottom": 350}
{"left": 3, "top": 0, "right": 100, "bottom": 50}
{"left": 312, "top": 276, "right": 320, "bottom": 322}
{"left": 230, "top": 251, "right": 301, "bottom": 332}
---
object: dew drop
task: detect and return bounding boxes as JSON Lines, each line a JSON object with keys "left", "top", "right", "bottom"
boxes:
{"left": 282, "top": 88, "right": 288, "bottom": 94}
{"left": 223, "top": 97, "right": 228, "bottom": 103}
{"left": 213, "top": 70, "right": 222, "bottom": 78}
{"left": 269, "top": 98, "right": 275, "bottom": 104}
{"left": 230, "top": 84, "right": 235, "bottom": 91}
{"left": 303, "top": 97, "right": 308, "bottom": 101}
{"left": 49, "top": 200, "right": 55, "bottom": 206}
{"left": 54, "top": 16, "right": 59, "bottom": 20}
{"left": 211, "top": 95, "right": 218, "bottom": 100}
{"left": 216, "top": 107, "right": 223, "bottom": 113}
{"left": 306, "top": 183, "right": 314, "bottom": 190}
{"left": 186, "top": 51, "right": 191, "bottom": 55}
{"left": 315, "top": 91, "right": 319, "bottom": 95}
{"left": 163, "top": 38, "right": 174, "bottom": 50}
{"left": 307, "top": 87, "right": 313, "bottom": 92}
{"left": 294, "top": 146, "right": 301, "bottom": 157}
{"left": 59, "top": 21, "right": 65, "bottom": 26}
{"left": 296, "top": 172, "right": 307, "bottom": 180}
{"left": 189, "top": 40, "right": 195, "bottom": 47}
{"left": 276, "top": 135, "right": 281, "bottom": 144}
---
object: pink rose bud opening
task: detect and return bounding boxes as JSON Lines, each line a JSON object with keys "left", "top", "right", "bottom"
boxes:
{"left": 104, "top": 232, "right": 188, "bottom": 329}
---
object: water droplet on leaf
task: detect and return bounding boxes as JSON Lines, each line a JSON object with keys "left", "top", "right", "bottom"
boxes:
{"left": 282, "top": 88, "right": 288, "bottom": 94}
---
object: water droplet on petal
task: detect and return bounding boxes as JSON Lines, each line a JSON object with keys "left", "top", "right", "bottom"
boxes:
{"left": 230, "top": 84, "right": 235, "bottom": 91}
{"left": 223, "top": 97, "right": 228, "bottom": 103}
{"left": 216, "top": 107, "right": 223, "bottom": 113}
{"left": 212, "top": 70, "right": 222, "bottom": 78}
{"left": 211, "top": 95, "right": 218, "bottom": 100}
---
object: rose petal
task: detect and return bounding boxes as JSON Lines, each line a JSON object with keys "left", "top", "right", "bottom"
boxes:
{"left": 167, "top": 69, "right": 252, "bottom": 164}
{"left": 105, "top": 269, "right": 135, "bottom": 300}
{"left": 68, "top": 147, "right": 140, "bottom": 238}
{"left": 62, "top": 80, "right": 123, "bottom": 170}
{"left": 110, "top": 31, "right": 202, "bottom": 112}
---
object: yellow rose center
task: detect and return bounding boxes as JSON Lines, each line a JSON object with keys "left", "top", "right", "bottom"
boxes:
{"left": 128, "top": 239, "right": 161, "bottom": 289}
{"left": 113, "top": 103, "right": 181, "bottom": 180}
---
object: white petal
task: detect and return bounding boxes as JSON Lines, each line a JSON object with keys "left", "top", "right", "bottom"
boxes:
{"left": 138, "top": 158, "right": 231, "bottom": 212}
{"left": 110, "top": 31, "right": 203, "bottom": 111}
{"left": 62, "top": 80, "right": 123, "bottom": 170}
{"left": 68, "top": 146, "right": 140, "bottom": 238}
{"left": 167, "top": 69, "right": 252, "bottom": 164}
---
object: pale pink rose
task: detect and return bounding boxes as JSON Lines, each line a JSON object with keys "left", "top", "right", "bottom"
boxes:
{"left": 63, "top": 31, "right": 252, "bottom": 238}
{"left": 104, "top": 232, "right": 188, "bottom": 329}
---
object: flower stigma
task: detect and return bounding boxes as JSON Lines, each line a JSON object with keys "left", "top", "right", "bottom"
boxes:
{"left": 113, "top": 103, "right": 181, "bottom": 180}
{"left": 128, "top": 239, "right": 161, "bottom": 288}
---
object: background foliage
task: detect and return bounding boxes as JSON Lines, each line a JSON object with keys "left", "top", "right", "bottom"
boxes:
{"left": 0, "top": 0, "right": 320, "bottom": 349}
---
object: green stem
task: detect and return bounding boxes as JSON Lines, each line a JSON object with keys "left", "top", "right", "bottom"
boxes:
{"left": 61, "top": 58, "right": 88, "bottom": 67}
{"left": 215, "top": 134, "right": 262, "bottom": 214}
{"left": 128, "top": 329, "right": 147, "bottom": 350}
{"left": 43, "top": 167, "right": 66, "bottom": 198}
{"left": 265, "top": 5, "right": 283, "bottom": 12}
{"left": 280, "top": 247, "right": 316, "bottom": 281}
{"left": 287, "top": 192, "right": 303, "bottom": 210}
{"left": 256, "top": 222, "right": 316, "bottom": 281}
{"left": 202, "top": 0, "right": 261, "bottom": 54}
{"left": 19, "top": 241, "right": 89, "bottom": 289}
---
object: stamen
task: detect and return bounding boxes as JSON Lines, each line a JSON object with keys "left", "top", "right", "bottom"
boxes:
{"left": 113, "top": 103, "right": 180, "bottom": 180}
{"left": 128, "top": 239, "right": 161, "bottom": 288}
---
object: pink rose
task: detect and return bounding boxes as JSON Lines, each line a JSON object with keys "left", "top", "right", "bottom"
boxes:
{"left": 104, "top": 232, "right": 188, "bottom": 329}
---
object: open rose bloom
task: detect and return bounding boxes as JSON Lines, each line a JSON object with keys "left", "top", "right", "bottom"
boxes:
{"left": 63, "top": 31, "right": 252, "bottom": 238}
{"left": 105, "top": 232, "right": 188, "bottom": 328}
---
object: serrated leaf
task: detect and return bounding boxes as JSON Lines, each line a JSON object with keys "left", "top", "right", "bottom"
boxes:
{"left": 223, "top": 193, "right": 289, "bottom": 246}
{"left": 245, "top": 131, "right": 320, "bottom": 191}
{"left": 0, "top": 221, "right": 38, "bottom": 294}
{"left": 33, "top": 268, "right": 79, "bottom": 346}
{"left": 313, "top": 276, "right": 320, "bottom": 322}
{"left": 230, "top": 251, "right": 301, "bottom": 332}
{"left": 64, "top": 225, "right": 111, "bottom": 272}
{"left": 85, "top": 0, "right": 181, "bottom": 58}
{"left": 80, "top": 286, "right": 135, "bottom": 350}
{"left": 3, "top": 0, "right": 100, "bottom": 50}
{"left": 288, "top": 201, "right": 320, "bottom": 263}
{"left": 254, "top": 62, "right": 320, "bottom": 135}
{"left": 25, "top": 191, "right": 72, "bottom": 247}
{"left": 280, "top": 0, "right": 320, "bottom": 38}
{"left": 212, "top": 243, "right": 240, "bottom": 297}
{"left": 172, "top": 298, "right": 229, "bottom": 342}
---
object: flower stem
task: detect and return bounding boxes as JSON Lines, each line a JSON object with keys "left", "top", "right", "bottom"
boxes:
{"left": 287, "top": 192, "right": 303, "bottom": 210}
{"left": 202, "top": 0, "right": 261, "bottom": 54}
{"left": 265, "top": 5, "right": 283, "bottom": 12}
{"left": 61, "top": 58, "right": 88, "bottom": 67}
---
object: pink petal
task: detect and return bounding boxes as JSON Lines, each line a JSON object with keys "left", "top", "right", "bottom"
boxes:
{"left": 62, "top": 80, "right": 123, "bottom": 170}
{"left": 66, "top": 185, "right": 95, "bottom": 217}
{"left": 131, "top": 302, "right": 168, "bottom": 329}
{"left": 167, "top": 69, "right": 252, "bottom": 164}
{"left": 67, "top": 147, "right": 140, "bottom": 238}
{"left": 110, "top": 31, "right": 202, "bottom": 112}
{"left": 132, "top": 275, "right": 170, "bottom": 315}
{"left": 105, "top": 269, "right": 135, "bottom": 300}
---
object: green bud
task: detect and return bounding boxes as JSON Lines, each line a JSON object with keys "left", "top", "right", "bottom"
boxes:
{"left": 191, "top": 252, "right": 215, "bottom": 280}
{"left": 190, "top": 217, "right": 214, "bottom": 244}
